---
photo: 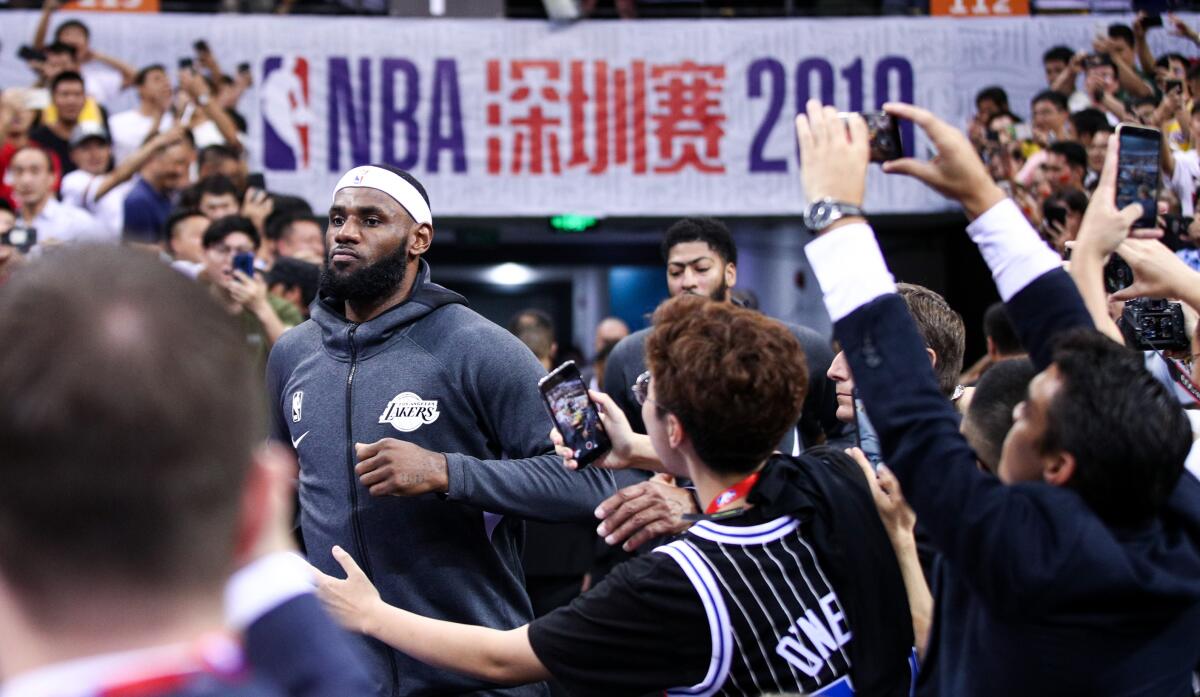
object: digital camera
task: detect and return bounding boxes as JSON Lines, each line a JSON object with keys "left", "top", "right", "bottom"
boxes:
{"left": 1120, "top": 298, "right": 1189, "bottom": 352}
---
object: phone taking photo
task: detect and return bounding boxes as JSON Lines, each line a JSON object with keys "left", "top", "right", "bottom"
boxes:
{"left": 233, "top": 251, "right": 256, "bottom": 278}
{"left": 538, "top": 361, "right": 611, "bottom": 469}
{"left": 838, "top": 111, "right": 904, "bottom": 163}
{"left": 1115, "top": 124, "right": 1161, "bottom": 230}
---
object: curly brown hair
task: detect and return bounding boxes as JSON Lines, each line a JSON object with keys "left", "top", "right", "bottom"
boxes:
{"left": 645, "top": 296, "right": 808, "bottom": 475}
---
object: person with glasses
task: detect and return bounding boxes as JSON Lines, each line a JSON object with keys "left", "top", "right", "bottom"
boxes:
{"left": 200, "top": 215, "right": 301, "bottom": 365}
{"left": 313, "top": 295, "right": 916, "bottom": 697}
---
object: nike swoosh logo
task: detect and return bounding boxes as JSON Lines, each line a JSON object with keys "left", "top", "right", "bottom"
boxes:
{"left": 291, "top": 431, "right": 310, "bottom": 449}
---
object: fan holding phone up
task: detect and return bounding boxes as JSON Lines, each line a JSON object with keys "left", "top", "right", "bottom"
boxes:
{"left": 539, "top": 361, "right": 612, "bottom": 468}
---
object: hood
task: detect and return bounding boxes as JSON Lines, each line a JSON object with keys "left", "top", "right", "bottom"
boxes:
{"left": 310, "top": 258, "right": 468, "bottom": 361}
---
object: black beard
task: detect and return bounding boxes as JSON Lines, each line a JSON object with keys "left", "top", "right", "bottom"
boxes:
{"left": 319, "top": 244, "right": 409, "bottom": 305}
{"left": 681, "top": 278, "right": 728, "bottom": 302}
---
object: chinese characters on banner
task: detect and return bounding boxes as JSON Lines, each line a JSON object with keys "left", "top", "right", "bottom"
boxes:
{"left": 487, "top": 59, "right": 727, "bottom": 176}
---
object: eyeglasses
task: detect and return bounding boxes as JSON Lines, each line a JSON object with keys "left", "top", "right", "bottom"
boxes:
{"left": 633, "top": 370, "right": 651, "bottom": 406}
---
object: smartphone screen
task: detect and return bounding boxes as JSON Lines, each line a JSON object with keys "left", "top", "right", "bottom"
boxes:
{"left": 233, "top": 251, "right": 256, "bottom": 278}
{"left": 538, "top": 361, "right": 611, "bottom": 468}
{"left": 837, "top": 112, "right": 903, "bottom": 163}
{"left": 1115, "top": 124, "right": 1161, "bottom": 229}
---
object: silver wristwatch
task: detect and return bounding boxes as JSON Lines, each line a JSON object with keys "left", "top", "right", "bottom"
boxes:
{"left": 803, "top": 198, "right": 865, "bottom": 232}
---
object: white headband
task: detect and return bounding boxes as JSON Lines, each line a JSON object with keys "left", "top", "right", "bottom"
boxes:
{"left": 333, "top": 166, "right": 433, "bottom": 226}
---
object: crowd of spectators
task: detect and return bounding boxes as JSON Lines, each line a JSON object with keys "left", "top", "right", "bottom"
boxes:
{"left": 3, "top": 3, "right": 1200, "bottom": 697}
{"left": 0, "top": 0, "right": 322, "bottom": 358}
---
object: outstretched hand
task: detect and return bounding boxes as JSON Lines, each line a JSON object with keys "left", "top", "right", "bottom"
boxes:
{"left": 880, "top": 102, "right": 1005, "bottom": 220}
{"left": 313, "top": 545, "right": 383, "bottom": 636}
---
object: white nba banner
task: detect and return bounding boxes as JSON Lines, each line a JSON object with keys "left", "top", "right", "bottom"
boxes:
{"left": 1, "top": 12, "right": 1195, "bottom": 216}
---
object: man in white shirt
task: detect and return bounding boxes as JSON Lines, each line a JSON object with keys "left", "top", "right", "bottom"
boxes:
{"left": 108, "top": 65, "right": 175, "bottom": 164}
{"left": 62, "top": 121, "right": 187, "bottom": 242}
{"left": 33, "top": 7, "right": 135, "bottom": 107}
{"left": 7, "top": 145, "right": 100, "bottom": 251}
{"left": 60, "top": 123, "right": 125, "bottom": 241}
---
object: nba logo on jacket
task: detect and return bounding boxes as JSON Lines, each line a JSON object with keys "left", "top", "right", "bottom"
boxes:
{"left": 379, "top": 392, "right": 441, "bottom": 432}
{"left": 261, "top": 56, "right": 312, "bottom": 170}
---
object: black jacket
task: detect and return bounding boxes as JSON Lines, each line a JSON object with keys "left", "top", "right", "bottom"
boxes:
{"left": 839, "top": 268, "right": 1200, "bottom": 696}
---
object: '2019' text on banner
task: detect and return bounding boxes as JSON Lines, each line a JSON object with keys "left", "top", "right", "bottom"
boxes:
{"left": 1, "top": 12, "right": 1194, "bottom": 216}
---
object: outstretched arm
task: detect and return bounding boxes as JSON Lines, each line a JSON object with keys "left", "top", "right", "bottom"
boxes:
{"left": 797, "top": 100, "right": 1093, "bottom": 612}
{"left": 1068, "top": 136, "right": 1157, "bottom": 345}
{"left": 314, "top": 546, "right": 549, "bottom": 685}
{"left": 32, "top": 0, "right": 59, "bottom": 51}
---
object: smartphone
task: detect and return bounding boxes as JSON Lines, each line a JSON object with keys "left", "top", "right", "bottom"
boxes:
{"left": 178, "top": 57, "right": 194, "bottom": 70}
{"left": 537, "top": 361, "right": 611, "bottom": 469}
{"left": 237, "top": 62, "right": 251, "bottom": 75}
{"left": 852, "top": 391, "right": 884, "bottom": 470}
{"left": 1160, "top": 214, "right": 1192, "bottom": 251}
{"left": 0, "top": 224, "right": 37, "bottom": 254}
{"left": 17, "top": 45, "right": 45, "bottom": 63}
{"left": 1142, "top": 14, "right": 1164, "bottom": 29}
{"left": 1104, "top": 253, "right": 1135, "bottom": 294}
{"left": 1115, "top": 124, "right": 1161, "bottom": 230}
{"left": 193, "top": 40, "right": 210, "bottom": 54}
{"left": 1010, "top": 123, "right": 1034, "bottom": 142}
{"left": 233, "top": 251, "right": 256, "bottom": 278}
{"left": 839, "top": 111, "right": 903, "bottom": 163}
{"left": 1044, "top": 203, "right": 1068, "bottom": 230}
{"left": 246, "top": 172, "right": 267, "bottom": 191}
{"left": 1165, "top": 79, "right": 1183, "bottom": 94}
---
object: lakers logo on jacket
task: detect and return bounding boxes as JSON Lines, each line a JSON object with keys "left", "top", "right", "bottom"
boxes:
{"left": 378, "top": 392, "right": 440, "bottom": 432}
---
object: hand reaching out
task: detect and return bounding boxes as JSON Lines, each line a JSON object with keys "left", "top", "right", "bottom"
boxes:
{"left": 313, "top": 546, "right": 383, "bottom": 636}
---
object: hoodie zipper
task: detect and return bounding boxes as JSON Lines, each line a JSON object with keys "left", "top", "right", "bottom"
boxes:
{"left": 344, "top": 324, "right": 401, "bottom": 696}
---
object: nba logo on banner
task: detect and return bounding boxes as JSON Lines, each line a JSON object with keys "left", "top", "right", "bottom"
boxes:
{"left": 262, "top": 56, "right": 313, "bottom": 170}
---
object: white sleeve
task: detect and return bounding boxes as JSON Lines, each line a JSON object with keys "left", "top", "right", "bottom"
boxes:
{"left": 964, "top": 198, "right": 1062, "bottom": 302}
{"left": 804, "top": 223, "right": 897, "bottom": 322}
{"left": 224, "top": 551, "right": 316, "bottom": 631}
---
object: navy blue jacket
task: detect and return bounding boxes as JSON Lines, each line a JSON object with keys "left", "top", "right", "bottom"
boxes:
{"left": 111, "top": 594, "right": 372, "bottom": 697}
{"left": 837, "top": 268, "right": 1200, "bottom": 696}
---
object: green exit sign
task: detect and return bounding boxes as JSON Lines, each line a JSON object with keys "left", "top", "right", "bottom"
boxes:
{"left": 550, "top": 214, "right": 598, "bottom": 233}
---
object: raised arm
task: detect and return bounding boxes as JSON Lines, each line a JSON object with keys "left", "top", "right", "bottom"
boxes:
{"left": 93, "top": 124, "right": 183, "bottom": 202}
{"left": 32, "top": 0, "right": 60, "bottom": 51}
{"left": 89, "top": 50, "right": 138, "bottom": 89}
{"left": 1068, "top": 137, "right": 1154, "bottom": 345}
{"left": 796, "top": 100, "right": 1094, "bottom": 612}
{"left": 180, "top": 68, "right": 243, "bottom": 154}
{"left": 1133, "top": 15, "right": 1157, "bottom": 76}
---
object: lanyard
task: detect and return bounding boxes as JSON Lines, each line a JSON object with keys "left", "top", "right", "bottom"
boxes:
{"left": 97, "top": 634, "right": 244, "bottom": 697}
{"left": 706, "top": 472, "right": 760, "bottom": 515}
{"left": 1156, "top": 351, "right": 1200, "bottom": 406}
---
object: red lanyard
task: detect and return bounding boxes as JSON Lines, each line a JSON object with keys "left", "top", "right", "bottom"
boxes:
{"left": 1157, "top": 351, "right": 1200, "bottom": 406}
{"left": 706, "top": 472, "right": 760, "bottom": 514}
{"left": 97, "top": 634, "right": 244, "bottom": 697}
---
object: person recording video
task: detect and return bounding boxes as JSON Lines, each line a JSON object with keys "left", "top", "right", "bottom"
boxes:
{"left": 313, "top": 295, "right": 915, "bottom": 697}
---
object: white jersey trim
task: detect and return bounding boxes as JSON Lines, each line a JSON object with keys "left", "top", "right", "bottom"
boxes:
{"left": 690, "top": 516, "right": 801, "bottom": 545}
{"left": 656, "top": 540, "right": 734, "bottom": 697}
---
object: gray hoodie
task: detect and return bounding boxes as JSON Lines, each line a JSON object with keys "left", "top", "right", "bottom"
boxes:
{"left": 266, "top": 260, "right": 616, "bottom": 696}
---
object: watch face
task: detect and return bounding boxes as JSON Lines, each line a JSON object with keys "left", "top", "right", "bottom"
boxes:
{"left": 804, "top": 199, "right": 837, "bottom": 230}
